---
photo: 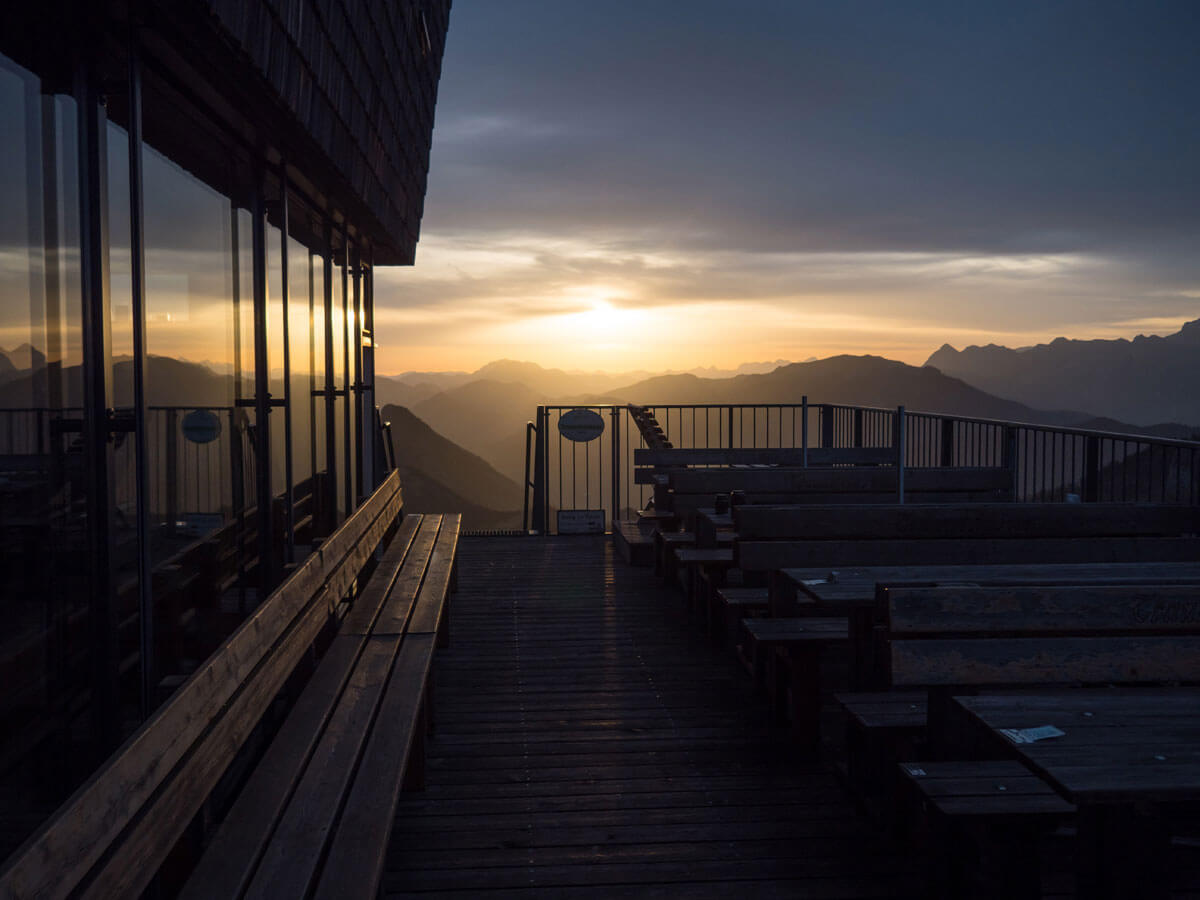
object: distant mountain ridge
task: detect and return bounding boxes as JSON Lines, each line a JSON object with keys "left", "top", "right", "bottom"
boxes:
{"left": 374, "top": 358, "right": 799, "bottom": 407}
{"left": 925, "top": 318, "right": 1200, "bottom": 427}
{"left": 380, "top": 404, "right": 524, "bottom": 531}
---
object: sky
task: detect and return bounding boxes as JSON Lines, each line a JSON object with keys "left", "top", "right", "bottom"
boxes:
{"left": 371, "top": 0, "right": 1200, "bottom": 374}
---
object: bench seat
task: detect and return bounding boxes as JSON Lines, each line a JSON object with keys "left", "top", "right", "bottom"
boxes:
{"left": 182, "top": 512, "right": 460, "bottom": 899}
{"left": 899, "top": 760, "right": 1075, "bottom": 899}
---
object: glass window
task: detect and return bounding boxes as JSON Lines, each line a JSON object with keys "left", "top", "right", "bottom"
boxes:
{"left": 141, "top": 139, "right": 244, "bottom": 673}
{"left": 0, "top": 51, "right": 86, "bottom": 860}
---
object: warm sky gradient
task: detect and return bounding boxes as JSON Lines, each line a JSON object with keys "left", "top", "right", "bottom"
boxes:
{"left": 374, "top": 1, "right": 1200, "bottom": 374}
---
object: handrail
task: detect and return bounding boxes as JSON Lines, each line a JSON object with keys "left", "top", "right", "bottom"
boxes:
{"left": 528, "top": 400, "right": 1200, "bottom": 532}
{"left": 522, "top": 420, "right": 536, "bottom": 532}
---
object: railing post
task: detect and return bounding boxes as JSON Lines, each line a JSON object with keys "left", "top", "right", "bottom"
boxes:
{"left": 610, "top": 407, "right": 621, "bottom": 530}
{"left": 1003, "top": 425, "right": 1018, "bottom": 501}
{"left": 853, "top": 408, "right": 864, "bottom": 449}
{"left": 1083, "top": 435, "right": 1100, "bottom": 503}
{"left": 896, "top": 405, "right": 906, "bottom": 504}
{"left": 940, "top": 417, "right": 955, "bottom": 467}
{"left": 165, "top": 407, "right": 178, "bottom": 534}
{"left": 531, "top": 406, "right": 546, "bottom": 533}
{"left": 727, "top": 405, "right": 735, "bottom": 449}
{"left": 522, "top": 421, "right": 534, "bottom": 532}
{"left": 801, "top": 396, "right": 808, "bottom": 466}
{"left": 820, "top": 405, "right": 833, "bottom": 449}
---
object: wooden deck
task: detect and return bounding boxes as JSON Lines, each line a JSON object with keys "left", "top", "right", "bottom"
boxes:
{"left": 386, "top": 535, "right": 921, "bottom": 898}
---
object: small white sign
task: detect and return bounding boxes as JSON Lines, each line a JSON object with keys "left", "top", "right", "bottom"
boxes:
{"left": 557, "top": 509, "right": 606, "bottom": 534}
{"left": 181, "top": 408, "right": 222, "bottom": 444}
{"left": 557, "top": 408, "right": 605, "bottom": 443}
{"left": 177, "top": 513, "right": 225, "bottom": 537}
{"left": 999, "top": 724, "right": 1065, "bottom": 744}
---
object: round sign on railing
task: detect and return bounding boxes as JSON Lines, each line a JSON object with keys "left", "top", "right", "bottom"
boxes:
{"left": 557, "top": 408, "right": 605, "bottom": 442}
{"left": 181, "top": 408, "right": 222, "bottom": 444}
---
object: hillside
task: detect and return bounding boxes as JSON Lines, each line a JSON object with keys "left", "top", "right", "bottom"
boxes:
{"left": 381, "top": 404, "right": 524, "bottom": 530}
{"left": 925, "top": 318, "right": 1200, "bottom": 427}
{"left": 609, "top": 355, "right": 1084, "bottom": 425}
{"left": 410, "top": 379, "right": 550, "bottom": 480}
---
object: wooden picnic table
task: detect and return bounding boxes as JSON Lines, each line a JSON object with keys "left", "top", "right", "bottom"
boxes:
{"left": 953, "top": 688, "right": 1200, "bottom": 900}
{"left": 777, "top": 561, "right": 1200, "bottom": 611}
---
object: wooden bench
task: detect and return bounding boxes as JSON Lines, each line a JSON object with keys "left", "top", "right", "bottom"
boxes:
{"left": 638, "top": 464, "right": 1014, "bottom": 523}
{"left": 898, "top": 760, "right": 1075, "bottom": 899}
{"left": 0, "top": 472, "right": 455, "bottom": 898}
{"left": 836, "top": 581, "right": 1200, "bottom": 831}
{"left": 738, "top": 616, "right": 849, "bottom": 751}
{"left": 181, "top": 511, "right": 460, "bottom": 899}
{"left": 736, "top": 502, "right": 1200, "bottom": 571}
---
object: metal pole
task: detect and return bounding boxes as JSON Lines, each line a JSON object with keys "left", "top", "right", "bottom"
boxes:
{"left": 531, "top": 406, "right": 546, "bottom": 533}
{"left": 127, "top": 34, "right": 155, "bottom": 718}
{"left": 610, "top": 407, "right": 621, "bottom": 529}
{"left": 352, "top": 247, "right": 364, "bottom": 502}
{"left": 801, "top": 396, "right": 808, "bottom": 466}
{"left": 523, "top": 421, "right": 533, "bottom": 532}
{"left": 278, "top": 166, "right": 294, "bottom": 564}
{"left": 340, "top": 225, "right": 352, "bottom": 514}
{"left": 896, "top": 405, "right": 906, "bottom": 504}
{"left": 77, "top": 55, "right": 120, "bottom": 753}
{"left": 322, "top": 222, "right": 336, "bottom": 529}
{"left": 252, "top": 168, "right": 274, "bottom": 594}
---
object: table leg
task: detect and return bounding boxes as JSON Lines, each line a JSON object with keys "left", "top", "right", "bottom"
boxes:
{"left": 1076, "top": 804, "right": 1170, "bottom": 900}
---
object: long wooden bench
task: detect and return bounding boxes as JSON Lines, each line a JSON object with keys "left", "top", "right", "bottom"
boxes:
{"left": 898, "top": 759, "right": 1075, "bottom": 899}
{"left": 0, "top": 472, "right": 456, "bottom": 899}
{"left": 181, "top": 511, "right": 460, "bottom": 899}
{"left": 837, "top": 582, "right": 1200, "bottom": 825}
{"left": 639, "top": 465, "right": 1014, "bottom": 523}
{"left": 736, "top": 502, "right": 1200, "bottom": 571}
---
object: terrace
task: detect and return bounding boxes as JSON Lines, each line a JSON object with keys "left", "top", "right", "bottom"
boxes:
{"left": 3, "top": 398, "right": 1199, "bottom": 898}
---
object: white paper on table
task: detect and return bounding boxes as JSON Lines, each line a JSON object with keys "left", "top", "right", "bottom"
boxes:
{"left": 998, "top": 725, "right": 1066, "bottom": 744}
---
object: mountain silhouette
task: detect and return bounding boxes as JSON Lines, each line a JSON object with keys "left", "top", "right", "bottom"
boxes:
{"left": 925, "top": 318, "right": 1200, "bottom": 427}
{"left": 380, "top": 403, "right": 524, "bottom": 530}
{"left": 609, "top": 355, "right": 1082, "bottom": 424}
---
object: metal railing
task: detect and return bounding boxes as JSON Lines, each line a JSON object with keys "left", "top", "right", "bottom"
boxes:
{"left": 523, "top": 400, "right": 1200, "bottom": 534}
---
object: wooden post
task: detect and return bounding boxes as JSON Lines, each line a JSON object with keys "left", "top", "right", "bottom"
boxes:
{"left": 610, "top": 407, "right": 621, "bottom": 529}
{"left": 531, "top": 407, "right": 546, "bottom": 533}
{"left": 940, "top": 417, "right": 955, "bottom": 467}
{"left": 1083, "top": 435, "right": 1100, "bottom": 502}
{"left": 801, "top": 396, "right": 808, "bottom": 466}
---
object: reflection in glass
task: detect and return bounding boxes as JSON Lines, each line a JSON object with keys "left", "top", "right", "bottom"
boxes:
{"left": 141, "top": 139, "right": 244, "bottom": 682}
{"left": 0, "top": 52, "right": 88, "bottom": 859}
{"left": 288, "top": 236, "right": 312, "bottom": 495}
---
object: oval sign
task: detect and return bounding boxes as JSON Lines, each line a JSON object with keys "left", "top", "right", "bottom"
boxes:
{"left": 181, "top": 408, "right": 222, "bottom": 444}
{"left": 557, "top": 408, "right": 605, "bottom": 443}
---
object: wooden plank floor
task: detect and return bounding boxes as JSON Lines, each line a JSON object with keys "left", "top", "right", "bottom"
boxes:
{"left": 386, "top": 535, "right": 922, "bottom": 898}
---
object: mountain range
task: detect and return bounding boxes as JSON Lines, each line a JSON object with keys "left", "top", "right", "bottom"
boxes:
{"left": 925, "top": 318, "right": 1200, "bottom": 427}
{"left": 4, "top": 317, "right": 1197, "bottom": 529}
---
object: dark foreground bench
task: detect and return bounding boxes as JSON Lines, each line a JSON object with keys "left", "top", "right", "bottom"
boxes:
{"left": 838, "top": 581, "right": 1200, "bottom": 812}
{"left": 0, "top": 472, "right": 459, "bottom": 899}
{"left": 850, "top": 582, "right": 1200, "bottom": 897}
{"left": 735, "top": 502, "right": 1200, "bottom": 570}
{"left": 181, "top": 511, "right": 460, "bottom": 899}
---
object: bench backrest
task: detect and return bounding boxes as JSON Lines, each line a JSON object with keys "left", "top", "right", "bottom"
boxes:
{"left": 633, "top": 446, "right": 896, "bottom": 468}
{"left": 882, "top": 583, "right": 1200, "bottom": 687}
{"left": 737, "top": 500, "right": 1200, "bottom": 572}
{"left": 0, "top": 471, "right": 404, "bottom": 900}
{"left": 735, "top": 502, "right": 1200, "bottom": 540}
{"left": 647, "top": 467, "right": 1013, "bottom": 520}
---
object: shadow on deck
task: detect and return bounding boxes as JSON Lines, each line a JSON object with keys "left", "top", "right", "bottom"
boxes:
{"left": 387, "top": 535, "right": 922, "bottom": 898}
